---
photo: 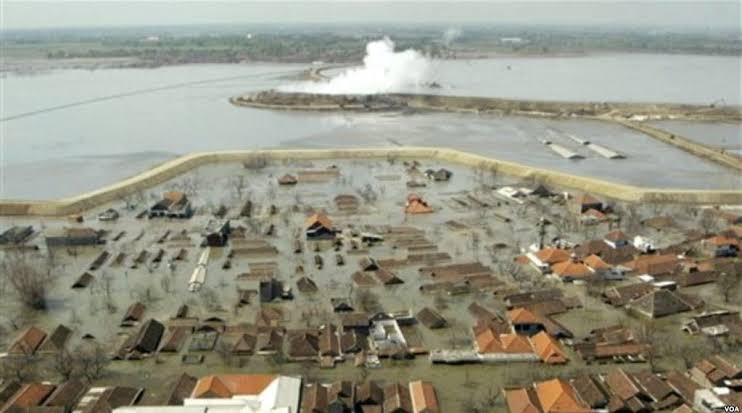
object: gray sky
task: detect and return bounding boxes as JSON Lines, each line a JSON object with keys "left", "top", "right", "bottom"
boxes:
{"left": 2, "top": 1, "right": 740, "bottom": 31}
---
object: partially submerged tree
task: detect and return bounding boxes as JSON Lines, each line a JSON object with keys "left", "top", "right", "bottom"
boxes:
{"left": 52, "top": 349, "right": 76, "bottom": 380}
{"left": 76, "top": 343, "right": 111, "bottom": 381}
{"left": 1, "top": 252, "right": 54, "bottom": 310}
{"left": 717, "top": 268, "right": 741, "bottom": 304}
{"left": 354, "top": 289, "right": 381, "bottom": 313}
{"left": 698, "top": 209, "right": 722, "bottom": 235}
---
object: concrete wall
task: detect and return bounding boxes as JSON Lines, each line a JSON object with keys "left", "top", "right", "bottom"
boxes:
{"left": 2, "top": 147, "right": 741, "bottom": 217}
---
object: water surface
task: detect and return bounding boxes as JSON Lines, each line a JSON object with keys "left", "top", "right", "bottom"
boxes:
{"left": 1, "top": 56, "right": 739, "bottom": 200}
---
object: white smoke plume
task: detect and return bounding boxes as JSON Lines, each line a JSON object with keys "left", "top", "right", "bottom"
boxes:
{"left": 442, "top": 28, "right": 462, "bottom": 46}
{"left": 280, "top": 37, "right": 431, "bottom": 95}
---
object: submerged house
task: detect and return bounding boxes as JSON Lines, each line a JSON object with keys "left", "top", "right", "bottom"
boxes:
{"left": 0, "top": 225, "right": 33, "bottom": 245}
{"left": 424, "top": 168, "right": 453, "bottom": 182}
{"left": 277, "top": 174, "right": 298, "bottom": 185}
{"left": 305, "top": 213, "right": 335, "bottom": 239}
{"left": 405, "top": 195, "right": 433, "bottom": 214}
{"left": 7, "top": 326, "right": 47, "bottom": 356}
{"left": 604, "top": 230, "right": 630, "bottom": 249}
{"left": 571, "top": 193, "right": 604, "bottom": 214}
{"left": 629, "top": 289, "right": 698, "bottom": 319}
{"left": 507, "top": 308, "right": 545, "bottom": 336}
{"left": 45, "top": 227, "right": 103, "bottom": 247}
{"left": 202, "top": 220, "right": 231, "bottom": 247}
{"left": 149, "top": 191, "right": 193, "bottom": 219}
{"left": 135, "top": 319, "right": 165, "bottom": 354}
{"left": 260, "top": 278, "right": 292, "bottom": 303}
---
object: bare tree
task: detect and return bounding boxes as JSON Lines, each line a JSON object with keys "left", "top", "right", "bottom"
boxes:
{"left": 134, "top": 285, "right": 157, "bottom": 305}
{"left": 215, "top": 338, "right": 234, "bottom": 366}
{"left": 717, "top": 269, "right": 741, "bottom": 304}
{"left": 243, "top": 155, "right": 268, "bottom": 170}
{"left": 160, "top": 275, "right": 173, "bottom": 294}
{"left": 230, "top": 175, "right": 249, "bottom": 200}
{"left": 1, "top": 353, "right": 36, "bottom": 381}
{"left": 357, "top": 184, "right": 378, "bottom": 204}
{"left": 636, "top": 320, "right": 661, "bottom": 372}
{"left": 470, "top": 232, "right": 481, "bottom": 260}
{"left": 1, "top": 252, "right": 54, "bottom": 310}
{"left": 354, "top": 289, "right": 381, "bottom": 313}
{"left": 698, "top": 209, "right": 721, "bottom": 235}
{"left": 497, "top": 259, "right": 523, "bottom": 282}
{"left": 76, "top": 343, "right": 111, "bottom": 381}
{"left": 100, "top": 272, "right": 117, "bottom": 314}
{"left": 52, "top": 349, "right": 77, "bottom": 380}
{"left": 200, "top": 287, "right": 220, "bottom": 311}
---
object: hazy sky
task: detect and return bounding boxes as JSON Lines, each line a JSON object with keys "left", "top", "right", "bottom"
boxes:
{"left": 1, "top": 1, "right": 740, "bottom": 31}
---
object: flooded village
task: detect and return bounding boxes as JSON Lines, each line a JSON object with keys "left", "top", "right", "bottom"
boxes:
{"left": 1, "top": 2, "right": 742, "bottom": 412}
{"left": 0, "top": 153, "right": 740, "bottom": 412}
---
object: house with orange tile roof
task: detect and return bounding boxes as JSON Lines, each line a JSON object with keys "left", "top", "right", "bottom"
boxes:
{"left": 0, "top": 383, "right": 56, "bottom": 412}
{"left": 149, "top": 191, "right": 193, "bottom": 219}
{"left": 473, "top": 327, "right": 540, "bottom": 362}
{"left": 527, "top": 248, "right": 571, "bottom": 273}
{"left": 583, "top": 254, "right": 611, "bottom": 272}
{"left": 550, "top": 259, "right": 593, "bottom": 282}
{"left": 703, "top": 235, "right": 739, "bottom": 257}
{"left": 186, "top": 374, "right": 301, "bottom": 412}
{"left": 305, "top": 213, "right": 335, "bottom": 239}
{"left": 409, "top": 381, "right": 440, "bottom": 413}
{"left": 504, "top": 387, "right": 543, "bottom": 413}
{"left": 500, "top": 334, "right": 536, "bottom": 354}
{"left": 507, "top": 308, "right": 545, "bottom": 336}
{"left": 571, "top": 194, "right": 604, "bottom": 214}
{"left": 7, "top": 326, "right": 47, "bottom": 356}
{"left": 581, "top": 208, "right": 608, "bottom": 223}
{"left": 405, "top": 195, "right": 434, "bottom": 214}
{"left": 474, "top": 325, "right": 505, "bottom": 354}
{"left": 530, "top": 331, "right": 568, "bottom": 365}
{"left": 624, "top": 254, "right": 683, "bottom": 276}
{"left": 604, "top": 230, "right": 630, "bottom": 249}
{"left": 534, "top": 378, "right": 591, "bottom": 412}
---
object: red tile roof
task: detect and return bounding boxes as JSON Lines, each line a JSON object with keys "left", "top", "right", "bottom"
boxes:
{"left": 8, "top": 326, "right": 47, "bottom": 355}
{"left": 190, "top": 374, "right": 276, "bottom": 398}
{"left": 551, "top": 260, "right": 592, "bottom": 279}
{"left": 535, "top": 248, "right": 571, "bottom": 265}
{"left": 409, "top": 381, "right": 439, "bottom": 413}
{"left": 535, "top": 378, "right": 590, "bottom": 412}
{"left": 505, "top": 388, "right": 542, "bottom": 413}
{"left": 305, "top": 213, "right": 333, "bottom": 230}
{"left": 1, "top": 383, "right": 56, "bottom": 410}
{"left": 507, "top": 308, "right": 541, "bottom": 325}
{"left": 531, "top": 331, "right": 568, "bottom": 364}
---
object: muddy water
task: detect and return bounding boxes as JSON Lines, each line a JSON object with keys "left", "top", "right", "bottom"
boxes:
{"left": 0, "top": 158, "right": 725, "bottom": 410}
{"left": 1, "top": 57, "right": 740, "bottom": 200}
{"left": 650, "top": 120, "right": 742, "bottom": 154}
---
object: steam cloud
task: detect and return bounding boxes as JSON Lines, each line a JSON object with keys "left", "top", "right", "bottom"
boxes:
{"left": 442, "top": 28, "right": 462, "bottom": 46}
{"left": 280, "top": 37, "right": 431, "bottom": 95}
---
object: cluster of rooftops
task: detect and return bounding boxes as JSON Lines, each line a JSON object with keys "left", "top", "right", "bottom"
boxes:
{"left": 0, "top": 373, "right": 439, "bottom": 413}
{"left": 504, "top": 354, "right": 742, "bottom": 413}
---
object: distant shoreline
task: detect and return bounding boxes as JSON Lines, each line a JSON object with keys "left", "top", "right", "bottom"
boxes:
{"left": 2, "top": 49, "right": 739, "bottom": 75}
